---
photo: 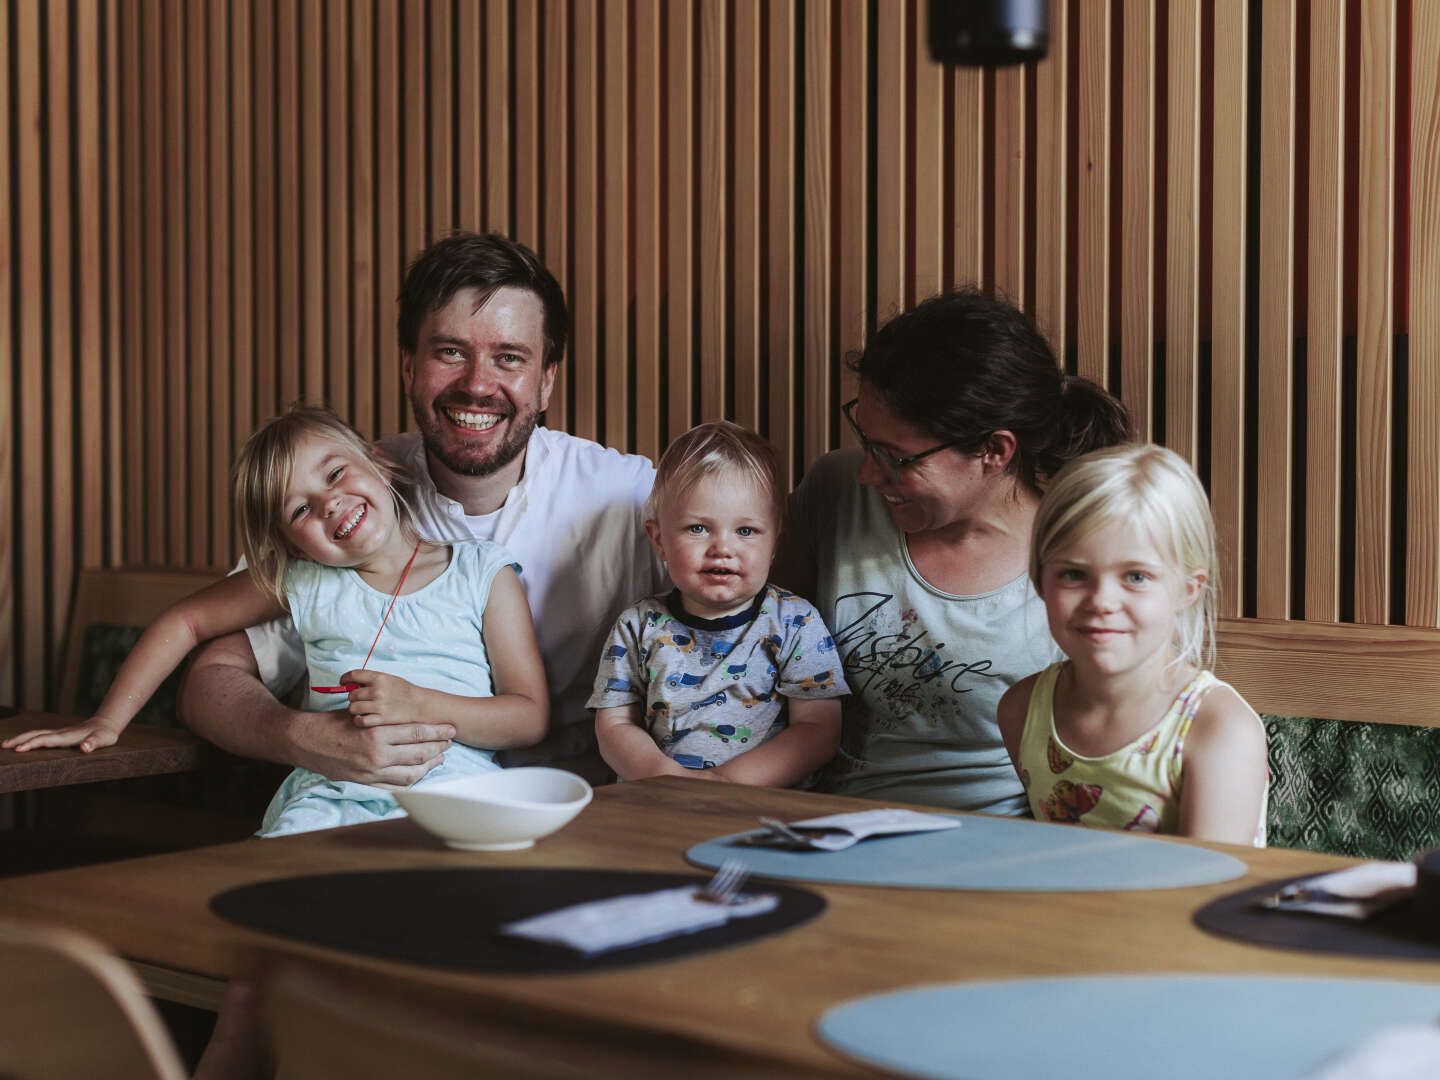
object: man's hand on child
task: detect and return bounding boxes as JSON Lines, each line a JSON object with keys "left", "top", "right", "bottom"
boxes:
{"left": 2, "top": 719, "right": 123, "bottom": 754}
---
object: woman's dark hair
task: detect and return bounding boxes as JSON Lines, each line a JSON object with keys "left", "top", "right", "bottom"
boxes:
{"left": 397, "top": 231, "right": 570, "bottom": 369}
{"left": 849, "top": 288, "right": 1132, "bottom": 491}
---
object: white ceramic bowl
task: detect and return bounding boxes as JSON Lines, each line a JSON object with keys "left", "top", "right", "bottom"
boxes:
{"left": 395, "top": 767, "right": 593, "bottom": 851}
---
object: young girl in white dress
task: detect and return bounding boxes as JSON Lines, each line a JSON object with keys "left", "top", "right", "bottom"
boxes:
{"left": 997, "top": 443, "right": 1268, "bottom": 846}
{"left": 5, "top": 404, "right": 548, "bottom": 836}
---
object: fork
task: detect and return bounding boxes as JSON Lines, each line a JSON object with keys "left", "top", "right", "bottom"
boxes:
{"left": 696, "top": 858, "right": 750, "bottom": 904}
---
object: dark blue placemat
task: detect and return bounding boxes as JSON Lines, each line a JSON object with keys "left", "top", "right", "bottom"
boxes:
{"left": 817, "top": 975, "right": 1440, "bottom": 1079}
{"left": 1194, "top": 872, "right": 1440, "bottom": 960}
{"left": 211, "top": 867, "right": 824, "bottom": 973}
{"left": 688, "top": 814, "right": 1247, "bottom": 891}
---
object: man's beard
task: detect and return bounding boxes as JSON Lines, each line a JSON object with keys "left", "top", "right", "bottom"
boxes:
{"left": 412, "top": 394, "right": 540, "bottom": 478}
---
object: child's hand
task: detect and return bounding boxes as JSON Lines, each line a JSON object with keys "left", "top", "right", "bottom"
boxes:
{"left": 1, "top": 718, "right": 124, "bottom": 753}
{"left": 341, "top": 670, "right": 423, "bottom": 727}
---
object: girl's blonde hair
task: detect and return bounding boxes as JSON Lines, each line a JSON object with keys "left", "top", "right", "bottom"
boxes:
{"left": 233, "top": 404, "right": 420, "bottom": 603}
{"left": 645, "top": 420, "right": 783, "bottom": 529}
{"left": 1030, "top": 442, "right": 1218, "bottom": 671}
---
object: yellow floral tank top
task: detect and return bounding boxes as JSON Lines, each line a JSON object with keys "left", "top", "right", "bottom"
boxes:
{"left": 1016, "top": 662, "right": 1267, "bottom": 846}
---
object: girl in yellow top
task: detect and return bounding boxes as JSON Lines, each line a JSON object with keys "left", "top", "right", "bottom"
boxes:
{"left": 997, "top": 443, "right": 1268, "bottom": 847}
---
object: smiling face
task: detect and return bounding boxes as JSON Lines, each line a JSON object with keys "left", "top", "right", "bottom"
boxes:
{"left": 402, "top": 284, "right": 556, "bottom": 485}
{"left": 645, "top": 471, "right": 778, "bottom": 620}
{"left": 851, "top": 382, "right": 991, "bottom": 535}
{"left": 280, "top": 433, "right": 405, "bottom": 569}
{"left": 1040, "top": 518, "right": 1203, "bottom": 680}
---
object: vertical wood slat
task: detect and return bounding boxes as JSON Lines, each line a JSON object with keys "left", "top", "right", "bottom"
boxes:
{"left": 992, "top": 66, "right": 1025, "bottom": 304}
{"left": 513, "top": 2, "right": 540, "bottom": 248}
{"left": 1075, "top": 0, "right": 1110, "bottom": 383}
{"left": 663, "top": 0, "right": 693, "bottom": 445}
{"left": 485, "top": 0, "right": 511, "bottom": 233}
{"left": 912, "top": 0, "right": 944, "bottom": 305}
{"left": 732, "top": 0, "right": 762, "bottom": 431}
{"left": 15, "top": 0, "right": 43, "bottom": 703}
{"left": 1306, "top": 0, "right": 1345, "bottom": 623}
{"left": 875, "top": 0, "right": 905, "bottom": 326}
{"left": 456, "top": 0, "right": 482, "bottom": 230}
{"left": 275, "top": 1, "right": 300, "bottom": 410}
{"left": 767, "top": 0, "right": 797, "bottom": 489}
{"left": 301, "top": 0, "right": 324, "bottom": 407}
{"left": 400, "top": 0, "right": 426, "bottom": 436}
{"left": 837, "top": 1, "right": 867, "bottom": 394}
{"left": 252, "top": 0, "right": 276, "bottom": 426}
{"left": 1032, "top": 0, "right": 1067, "bottom": 357}
{"left": 1255, "top": 0, "right": 1297, "bottom": 620}
{"left": 107, "top": 0, "right": 124, "bottom": 565}
{"left": 802, "top": 0, "right": 832, "bottom": 469}
{"left": 142, "top": 0, "right": 164, "bottom": 563}
{"left": 571, "top": 0, "right": 598, "bottom": 440}
{"left": 427, "top": 1, "right": 452, "bottom": 238}
{"left": 633, "top": 0, "right": 662, "bottom": 461}
{"left": 228, "top": 0, "right": 254, "bottom": 504}
{"left": 186, "top": 0, "right": 211, "bottom": 562}
{"left": 207, "top": 0, "right": 232, "bottom": 564}
{"left": 351, "top": 0, "right": 375, "bottom": 432}
{"left": 1210, "top": 0, "right": 1248, "bottom": 619}
{"left": 1353, "top": 0, "right": 1396, "bottom": 624}
{"left": 164, "top": 0, "right": 187, "bottom": 563}
{"left": 375, "top": 0, "right": 401, "bottom": 435}
{"left": 324, "top": 1, "right": 350, "bottom": 414}
{"left": 1164, "top": 0, "right": 1200, "bottom": 461}
{"left": 951, "top": 65, "right": 984, "bottom": 289}
{"left": 1408, "top": 1, "right": 1440, "bottom": 627}
{"left": 48, "top": 0, "right": 75, "bottom": 669}
{"left": 699, "top": 0, "right": 726, "bottom": 421}
{"left": 1, "top": 0, "right": 14, "bottom": 701}
{"left": 76, "top": 0, "right": 104, "bottom": 572}
{"left": 540, "top": 0, "right": 569, "bottom": 435}
{"left": 1121, "top": 0, "right": 1155, "bottom": 441}
{"left": 603, "top": 0, "right": 629, "bottom": 446}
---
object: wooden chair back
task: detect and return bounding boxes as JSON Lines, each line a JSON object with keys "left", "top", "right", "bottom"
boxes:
{"left": 0, "top": 918, "right": 187, "bottom": 1080}
{"left": 56, "top": 566, "right": 225, "bottom": 717}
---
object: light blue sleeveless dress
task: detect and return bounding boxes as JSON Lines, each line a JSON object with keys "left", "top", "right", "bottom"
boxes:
{"left": 258, "top": 539, "right": 517, "bottom": 836}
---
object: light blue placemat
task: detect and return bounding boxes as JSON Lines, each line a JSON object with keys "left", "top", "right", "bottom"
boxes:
{"left": 686, "top": 814, "right": 1246, "bottom": 890}
{"left": 816, "top": 975, "right": 1440, "bottom": 1080}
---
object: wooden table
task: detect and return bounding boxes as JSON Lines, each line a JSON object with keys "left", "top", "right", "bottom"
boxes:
{"left": 0, "top": 713, "right": 208, "bottom": 794}
{"left": 0, "top": 777, "right": 1432, "bottom": 1076}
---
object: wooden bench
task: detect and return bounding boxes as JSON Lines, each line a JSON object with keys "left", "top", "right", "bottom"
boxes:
{"left": 14, "top": 567, "right": 286, "bottom": 867}
{"left": 1217, "top": 618, "right": 1440, "bottom": 859}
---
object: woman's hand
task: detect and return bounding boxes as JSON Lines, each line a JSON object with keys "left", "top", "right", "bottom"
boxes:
{"left": 2, "top": 717, "right": 126, "bottom": 753}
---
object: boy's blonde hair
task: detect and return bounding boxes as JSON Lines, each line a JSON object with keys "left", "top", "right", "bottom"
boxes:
{"left": 645, "top": 421, "right": 783, "bottom": 529}
{"left": 233, "top": 404, "right": 420, "bottom": 603}
{"left": 1030, "top": 442, "right": 1218, "bottom": 671}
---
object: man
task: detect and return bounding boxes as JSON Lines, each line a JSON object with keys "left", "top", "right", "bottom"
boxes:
{"left": 180, "top": 232, "right": 664, "bottom": 784}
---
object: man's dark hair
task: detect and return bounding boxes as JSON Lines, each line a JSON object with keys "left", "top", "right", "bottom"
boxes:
{"left": 397, "top": 232, "right": 570, "bottom": 369}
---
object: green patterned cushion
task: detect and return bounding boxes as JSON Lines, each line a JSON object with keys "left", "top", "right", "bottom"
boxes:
{"left": 1265, "top": 714, "right": 1440, "bottom": 860}
{"left": 73, "top": 624, "right": 186, "bottom": 727}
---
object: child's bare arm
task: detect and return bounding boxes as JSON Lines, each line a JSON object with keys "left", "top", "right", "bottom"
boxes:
{"left": 708, "top": 696, "right": 841, "bottom": 788}
{"left": 343, "top": 567, "right": 548, "bottom": 750}
{"left": 595, "top": 704, "right": 693, "bottom": 780}
{"left": 3, "top": 574, "right": 285, "bottom": 753}
{"left": 1178, "top": 685, "right": 1269, "bottom": 846}
{"left": 996, "top": 674, "right": 1037, "bottom": 776}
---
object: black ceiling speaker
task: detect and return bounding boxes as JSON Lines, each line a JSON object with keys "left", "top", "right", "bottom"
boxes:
{"left": 928, "top": 0, "right": 1049, "bottom": 67}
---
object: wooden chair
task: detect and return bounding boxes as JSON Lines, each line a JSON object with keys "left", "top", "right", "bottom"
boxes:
{"left": 1217, "top": 617, "right": 1440, "bottom": 859}
{"left": 262, "top": 961, "right": 827, "bottom": 1079}
{"left": 0, "top": 918, "right": 187, "bottom": 1080}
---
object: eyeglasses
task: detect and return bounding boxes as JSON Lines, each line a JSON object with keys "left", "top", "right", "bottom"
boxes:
{"left": 840, "top": 398, "right": 966, "bottom": 486}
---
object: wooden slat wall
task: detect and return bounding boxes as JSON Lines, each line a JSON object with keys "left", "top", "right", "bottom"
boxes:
{"left": 4, "top": 0, "right": 1439, "bottom": 709}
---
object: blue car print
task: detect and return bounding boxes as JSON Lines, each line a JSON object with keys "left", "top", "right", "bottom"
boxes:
{"left": 689, "top": 691, "right": 728, "bottom": 712}
{"left": 605, "top": 644, "right": 628, "bottom": 660}
{"left": 605, "top": 677, "right": 631, "bottom": 692}
{"left": 665, "top": 671, "right": 707, "bottom": 689}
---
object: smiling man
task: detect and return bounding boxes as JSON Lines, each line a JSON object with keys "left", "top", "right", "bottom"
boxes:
{"left": 180, "top": 232, "right": 664, "bottom": 785}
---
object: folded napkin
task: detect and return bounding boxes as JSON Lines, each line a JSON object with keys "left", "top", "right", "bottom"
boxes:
{"left": 738, "top": 808, "right": 962, "bottom": 852}
{"left": 499, "top": 886, "right": 779, "bottom": 956}
{"left": 1259, "top": 861, "right": 1418, "bottom": 920}
{"left": 1304, "top": 1022, "right": 1440, "bottom": 1080}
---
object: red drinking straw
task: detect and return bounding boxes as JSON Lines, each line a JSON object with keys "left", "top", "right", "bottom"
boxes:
{"left": 311, "top": 540, "right": 422, "bottom": 693}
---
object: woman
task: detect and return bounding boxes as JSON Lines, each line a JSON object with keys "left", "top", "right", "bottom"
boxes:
{"left": 783, "top": 289, "right": 1131, "bottom": 812}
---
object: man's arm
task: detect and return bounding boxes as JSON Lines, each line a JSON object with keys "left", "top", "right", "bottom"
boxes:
{"left": 179, "top": 631, "right": 456, "bottom": 789}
